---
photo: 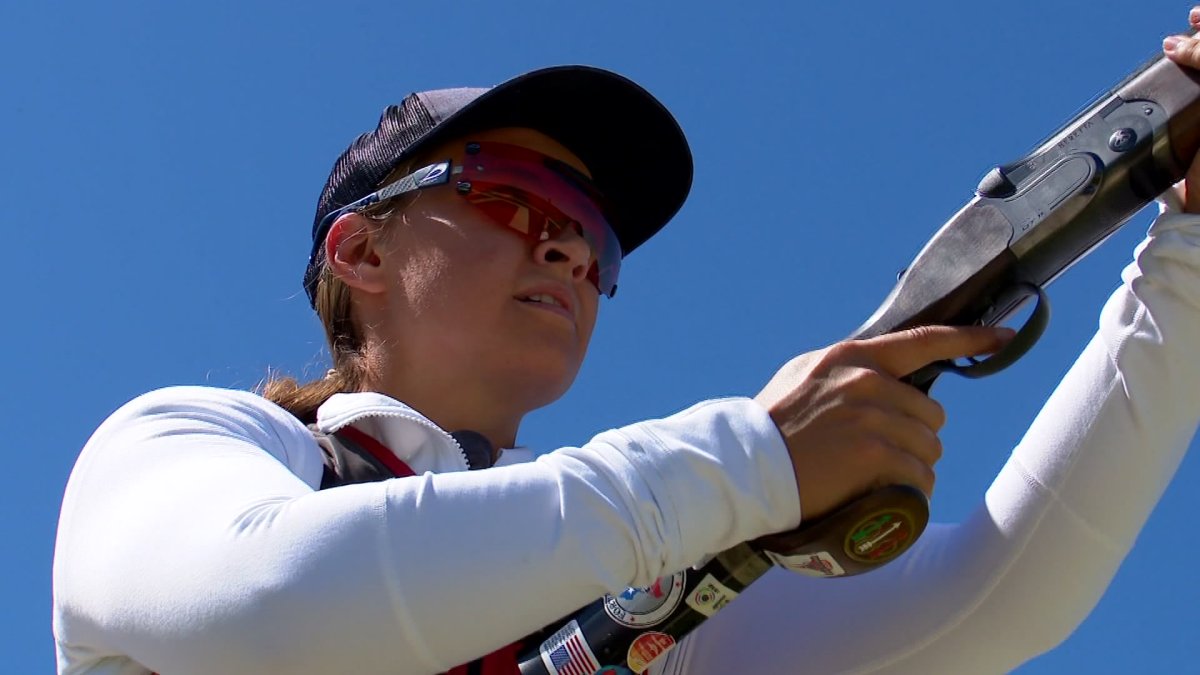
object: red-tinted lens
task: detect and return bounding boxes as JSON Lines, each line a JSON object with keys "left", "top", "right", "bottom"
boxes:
{"left": 456, "top": 143, "right": 621, "bottom": 297}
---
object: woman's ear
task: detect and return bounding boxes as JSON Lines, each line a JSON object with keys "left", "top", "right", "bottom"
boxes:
{"left": 324, "top": 213, "right": 389, "bottom": 295}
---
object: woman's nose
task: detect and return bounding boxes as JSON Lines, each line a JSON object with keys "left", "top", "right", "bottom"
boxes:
{"left": 533, "top": 224, "right": 592, "bottom": 284}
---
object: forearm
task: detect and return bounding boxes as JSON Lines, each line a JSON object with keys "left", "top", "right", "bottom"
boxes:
{"left": 54, "top": 391, "right": 797, "bottom": 675}
{"left": 856, "top": 206, "right": 1200, "bottom": 671}
{"left": 671, "top": 205, "right": 1200, "bottom": 674}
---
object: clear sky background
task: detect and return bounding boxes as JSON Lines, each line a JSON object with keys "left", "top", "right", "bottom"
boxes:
{"left": 6, "top": 1, "right": 1199, "bottom": 672}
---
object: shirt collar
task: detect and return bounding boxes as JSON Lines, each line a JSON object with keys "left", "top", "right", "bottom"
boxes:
{"left": 314, "top": 391, "right": 534, "bottom": 473}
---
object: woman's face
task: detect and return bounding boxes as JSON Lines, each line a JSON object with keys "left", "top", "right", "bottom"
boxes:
{"left": 370, "top": 127, "right": 603, "bottom": 411}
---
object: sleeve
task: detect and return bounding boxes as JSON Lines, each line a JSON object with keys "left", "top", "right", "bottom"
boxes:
{"left": 52, "top": 388, "right": 799, "bottom": 675}
{"left": 667, "top": 203, "right": 1200, "bottom": 675}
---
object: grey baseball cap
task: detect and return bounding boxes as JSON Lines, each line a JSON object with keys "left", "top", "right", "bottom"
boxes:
{"left": 304, "top": 65, "right": 693, "bottom": 306}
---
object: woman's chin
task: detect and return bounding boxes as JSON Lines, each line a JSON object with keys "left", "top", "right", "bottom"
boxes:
{"left": 500, "top": 360, "right": 581, "bottom": 410}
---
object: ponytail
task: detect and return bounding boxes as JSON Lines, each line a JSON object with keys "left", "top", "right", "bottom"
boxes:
{"left": 263, "top": 160, "right": 419, "bottom": 422}
{"left": 259, "top": 263, "right": 369, "bottom": 424}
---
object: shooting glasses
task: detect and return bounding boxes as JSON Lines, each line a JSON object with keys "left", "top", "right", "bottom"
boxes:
{"left": 315, "top": 141, "right": 622, "bottom": 298}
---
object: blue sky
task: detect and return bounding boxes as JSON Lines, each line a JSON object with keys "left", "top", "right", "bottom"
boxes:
{"left": 7, "top": 1, "right": 1199, "bottom": 671}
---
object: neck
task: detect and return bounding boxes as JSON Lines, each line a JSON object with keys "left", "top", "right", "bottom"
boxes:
{"left": 407, "top": 389, "right": 524, "bottom": 451}
{"left": 364, "top": 368, "right": 528, "bottom": 451}
{"left": 355, "top": 310, "right": 566, "bottom": 451}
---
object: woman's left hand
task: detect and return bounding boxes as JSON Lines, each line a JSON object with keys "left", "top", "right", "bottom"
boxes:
{"left": 1163, "top": 8, "right": 1200, "bottom": 212}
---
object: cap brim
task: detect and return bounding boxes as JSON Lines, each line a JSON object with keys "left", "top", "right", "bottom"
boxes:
{"left": 401, "top": 66, "right": 692, "bottom": 258}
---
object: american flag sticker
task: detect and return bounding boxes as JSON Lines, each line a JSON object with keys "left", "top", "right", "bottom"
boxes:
{"left": 539, "top": 619, "right": 601, "bottom": 675}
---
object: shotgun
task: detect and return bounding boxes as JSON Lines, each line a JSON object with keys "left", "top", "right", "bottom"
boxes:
{"left": 518, "top": 40, "right": 1200, "bottom": 675}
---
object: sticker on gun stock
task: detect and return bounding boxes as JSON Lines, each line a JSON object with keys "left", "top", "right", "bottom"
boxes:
{"left": 538, "top": 619, "right": 600, "bottom": 675}
{"left": 627, "top": 631, "right": 676, "bottom": 673}
{"left": 684, "top": 573, "right": 739, "bottom": 615}
{"left": 766, "top": 550, "right": 847, "bottom": 578}
{"left": 844, "top": 509, "right": 916, "bottom": 564}
{"left": 603, "top": 571, "right": 686, "bottom": 628}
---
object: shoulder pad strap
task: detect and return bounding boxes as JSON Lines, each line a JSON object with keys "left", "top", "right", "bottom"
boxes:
{"left": 309, "top": 424, "right": 396, "bottom": 489}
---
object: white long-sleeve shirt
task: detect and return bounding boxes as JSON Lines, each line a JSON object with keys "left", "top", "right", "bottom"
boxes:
{"left": 53, "top": 202, "right": 1200, "bottom": 675}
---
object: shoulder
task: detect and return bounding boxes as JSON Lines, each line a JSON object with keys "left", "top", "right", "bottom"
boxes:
{"left": 78, "top": 385, "right": 323, "bottom": 486}
{"left": 54, "top": 387, "right": 326, "bottom": 665}
{"left": 105, "top": 385, "right": 304, "bottom": 430}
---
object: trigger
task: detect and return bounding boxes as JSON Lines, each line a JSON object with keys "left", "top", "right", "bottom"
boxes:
{"left": 943, "top": 283, "right": 1051, "bottom": 379}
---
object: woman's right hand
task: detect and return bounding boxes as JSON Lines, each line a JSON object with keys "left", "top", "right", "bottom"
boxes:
{"left": 755, "top": 325, "right": 1013, "bottom": 522}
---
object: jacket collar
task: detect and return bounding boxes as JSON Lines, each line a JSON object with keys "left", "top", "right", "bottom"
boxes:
{"left": 314, "top": 392, "right": 534, "bottom": 474}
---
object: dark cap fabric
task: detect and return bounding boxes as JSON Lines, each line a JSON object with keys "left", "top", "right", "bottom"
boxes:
{"left": 304, "top": 65, "right": 693, "bottom": 306}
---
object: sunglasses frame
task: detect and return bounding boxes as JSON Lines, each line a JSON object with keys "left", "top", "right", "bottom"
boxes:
{"left": 316, "top": 142, "right": 620, "bottom": 297}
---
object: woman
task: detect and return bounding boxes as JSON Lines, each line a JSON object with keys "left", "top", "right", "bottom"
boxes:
{"left": 52, "top": 17, "right": 1200, "bottom": 675}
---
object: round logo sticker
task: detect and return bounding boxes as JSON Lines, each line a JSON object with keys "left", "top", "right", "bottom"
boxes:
{"left": 843, "top": 509, "right": 915, "bottom": 564}
{"left": 603, "top": 571, "right": 686, "bottom": 628}
{"left": 626, "top": 631, "right": 676, "bottom": 673}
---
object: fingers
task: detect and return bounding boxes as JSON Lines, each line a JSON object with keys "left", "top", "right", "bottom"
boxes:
{"left": 1164, "top": 10, "right": 1200, "bottom": 213}
{"left": 830, "top": 418, "right": 939, "bottom": 500}
{"left": 1164, "top": 9, "right": 1200, "bottom": 66}
{"left": 1165, "top": 34, "right": 1200, "bottom": 66}
{"left": 780, "top": 416, "right": 939, "bottom": 520}
{"left": 831, "top": 377, "right": 944, "bottom": 494}
{"left": 843, "top": 324, "right": 1014, "bottom": 379}
{"left": 756, "top": 326, "right": 1002, "bottom": 521}
{"left": 878, "top": 441, "right": 937, "bottom": 500}
{"left": 860, "top": 405, "right": 943, "bottom": 467}
{"left": 860, "top": 369, "right": 947, "bottom": 431}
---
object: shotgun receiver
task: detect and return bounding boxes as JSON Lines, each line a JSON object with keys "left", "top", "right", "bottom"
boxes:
{"left": 518, "top": 44, "right": 1200, "bottom": 675}
{"left": 862, "top": 45, "right": 1200, "bottom": 385}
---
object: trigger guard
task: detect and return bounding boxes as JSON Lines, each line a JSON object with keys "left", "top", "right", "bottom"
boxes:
{"left": 939, "top": 282, "right": 1050, "bottom": 379}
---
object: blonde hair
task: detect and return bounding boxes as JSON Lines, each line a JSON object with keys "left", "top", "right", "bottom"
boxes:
{"left": 258, "top": 266, "right": 369, "bottom": 423}
{"left": 259, "top": 165, "right": 416, "bottom": 423}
